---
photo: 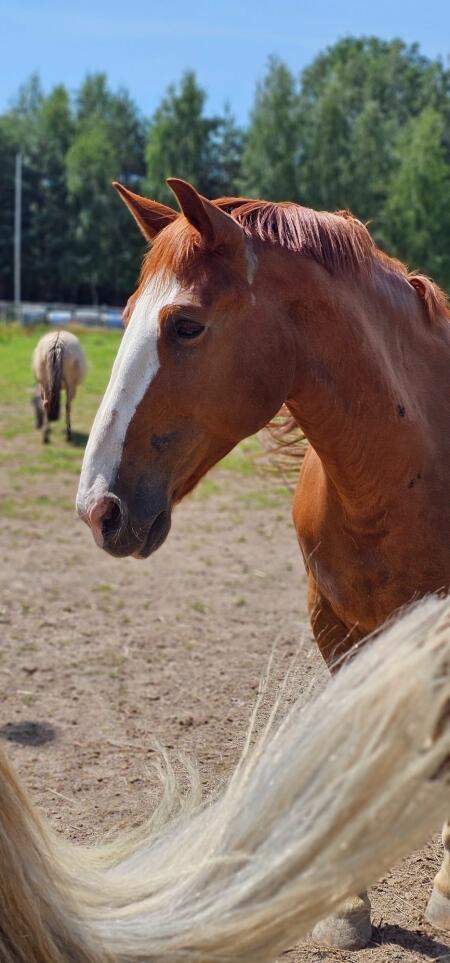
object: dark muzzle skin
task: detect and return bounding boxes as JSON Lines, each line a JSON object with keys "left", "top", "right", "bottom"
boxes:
{"left": 100, "top": 473, "right": 172, "bottom": 559}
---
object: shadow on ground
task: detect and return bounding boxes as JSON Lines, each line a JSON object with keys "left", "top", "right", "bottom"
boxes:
{"left": 373, "top": 923, "right": 450, "bottom": 960}
{"left": 0, "top": 721, "right": 56, "bottom": 746}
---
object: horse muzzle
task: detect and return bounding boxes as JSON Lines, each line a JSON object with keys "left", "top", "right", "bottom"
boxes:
{"left": 101, "top": 501, "right": 171, "bottom": 558}
{"left": 78, "top": 481, "right": 172, "bottom": 559}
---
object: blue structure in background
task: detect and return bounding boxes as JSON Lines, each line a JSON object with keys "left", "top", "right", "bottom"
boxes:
{"left": 9, "top": 303, "right": 124, "bottom": 330}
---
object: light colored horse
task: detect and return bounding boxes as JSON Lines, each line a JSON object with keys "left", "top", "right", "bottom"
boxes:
{"left": 32, "top": 330, "right": 87, "bottom": 443}
{"left": 75, "top": 179, "right": 450, "bottom": 945}
{"left": 2, "top": 595, "right": 450, "bottom": 963}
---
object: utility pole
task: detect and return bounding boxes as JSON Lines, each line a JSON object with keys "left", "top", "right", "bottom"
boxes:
{"left": 14, "top": 152, "right": 22, "bottom": 321}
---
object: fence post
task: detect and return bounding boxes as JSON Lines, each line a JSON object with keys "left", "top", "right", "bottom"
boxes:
{"left": 14, "top": 152, "right": 22, "bottom": 323}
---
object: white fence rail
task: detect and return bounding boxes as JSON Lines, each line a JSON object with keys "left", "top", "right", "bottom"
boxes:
{"left": 0, "top": 301, "right": 124, "bottom": 329}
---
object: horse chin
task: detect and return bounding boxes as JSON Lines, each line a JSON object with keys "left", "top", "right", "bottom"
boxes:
{"left": 132, "top": 509, "right": 172, "bottom": 559}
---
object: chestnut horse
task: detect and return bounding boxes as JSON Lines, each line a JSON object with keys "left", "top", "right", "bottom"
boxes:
{"left": 76, "top": 179, "right": 450, "bottom": 948}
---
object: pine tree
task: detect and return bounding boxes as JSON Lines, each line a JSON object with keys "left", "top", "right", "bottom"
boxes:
{"left": 66, "top": 125, "right": 117, "bottom": 303}
{"left": 296, "top": 37, "right": 448, "bottom": 218}
{"left": 27, "top": 86, "right": 74, "bottom": 300}
{"left": 240, "top": 57, "right": 298, "bottom": 200}
{"left": 382, "top": 107, "right": 450, "bottom": 288}
{"left": 0, "top": 115, "right": 19, "bottom": 300}
{"left": 67, "top": 74, "right": 146, "bottom": 303}
{"left": 214, "top": 104, "right": 244, "bottom": 196}
{"left": 2, "top": 74, "right": 45, "bottom": 301}
{"left": 145, "top": 71, "right": 220, "bottom": 204}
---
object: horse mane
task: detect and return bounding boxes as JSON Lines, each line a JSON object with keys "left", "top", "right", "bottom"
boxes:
{"left": 221, "top": 199, "right": 376, "bottom": 275}
{"left": 145, "top": 196, "right": 450, "bottom": 326}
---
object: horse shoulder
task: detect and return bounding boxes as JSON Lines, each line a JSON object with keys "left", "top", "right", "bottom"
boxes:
{"left": 293, "top": 447, "right": 327, "bottom": 554}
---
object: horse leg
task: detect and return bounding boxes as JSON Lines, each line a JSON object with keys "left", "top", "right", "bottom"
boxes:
{"left": 32, "top": 390, "right": 44, "bottom": 430}
{"left": 307, "top": 574, "right": 372, "bottom": 949}
{"left": 42, "top": 400, "right": 50, "bottom": 444}
{"left": 307, "top": 571, "right": 360, "bottom": 668}
{"left": 312, "top": 893, "right": 372, "bottom": 950}
{"left": 425, "top": 823, "right": 450, "bottom": 928}
{"left": 65, "top": 391, "right": 72, "bottom": 442}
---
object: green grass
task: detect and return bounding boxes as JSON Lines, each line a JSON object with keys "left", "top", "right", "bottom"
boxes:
{"left": 0, "top": 323, "right": 288, "bottom": 512}
{"left": 220, "top": 437, "right": 261, "bottom": 475}
{"left": 0, "top": 324, "right": 122, "bottom": 491}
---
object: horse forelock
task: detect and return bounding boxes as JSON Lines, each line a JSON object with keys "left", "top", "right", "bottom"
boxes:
{"left": 141, "top": 216, "right": 203, "bottom": 292}
{"left": 140, "top": 197, "right": 450, "bottom": 326}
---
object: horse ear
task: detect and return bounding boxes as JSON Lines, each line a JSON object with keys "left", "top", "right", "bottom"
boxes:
{"left": 409, "top": 273, "right": 450, "bottom": 323}
{"left": 112, "top": 182, "right": 177, "bottom": 241}
{"left": 166, "top": 177, "right": 243, "bottom": 249}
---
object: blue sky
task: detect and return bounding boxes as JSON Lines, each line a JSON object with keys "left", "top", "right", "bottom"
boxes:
{"left": 2, "top": 0, "right": 449, "bottom": 122}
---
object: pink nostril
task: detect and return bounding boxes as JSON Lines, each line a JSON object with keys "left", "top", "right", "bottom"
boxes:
{"left": 86, "top": 498, "right": 116, "bottom": 548}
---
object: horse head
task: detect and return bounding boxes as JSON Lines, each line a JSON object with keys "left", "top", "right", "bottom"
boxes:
{"left": 76, "top": 179, "right": 294, "bottom": 557}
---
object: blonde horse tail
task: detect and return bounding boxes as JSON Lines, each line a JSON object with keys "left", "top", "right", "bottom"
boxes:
{"left": 0, "top": 751, "right": 106, "bottom": 963}
{"left": 2, "top": 596, "right": 450, "bottom": 963}
{"left": 46, "top": 335, "right": 64, "bottom": 422}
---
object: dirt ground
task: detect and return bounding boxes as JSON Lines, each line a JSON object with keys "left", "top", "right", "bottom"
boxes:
{"left": 1, "top": 430, "right": 450, "bottom": 961}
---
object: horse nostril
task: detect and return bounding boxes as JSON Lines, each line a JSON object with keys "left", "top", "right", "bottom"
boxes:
{"left": 102, "top": 500, "right": 122, "bottom": 538}
{"left": 83, "top": 495, "right": 123, "bottom": 548}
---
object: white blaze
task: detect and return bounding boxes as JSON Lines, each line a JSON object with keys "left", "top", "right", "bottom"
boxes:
{"left": 76, "top": 274, "right": 179, "bottom": 518}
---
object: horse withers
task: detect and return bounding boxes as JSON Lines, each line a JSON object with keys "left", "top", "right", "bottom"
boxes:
{"left": 32, "top": 330, "right": 87, "bottom": 443}
{"left": 76, "top": 178, "right": 450, "bottom": 947}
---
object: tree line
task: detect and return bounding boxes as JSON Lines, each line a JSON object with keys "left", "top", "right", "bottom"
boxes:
{"left": 1, "top": 36, "right": 450, "bottom": 305}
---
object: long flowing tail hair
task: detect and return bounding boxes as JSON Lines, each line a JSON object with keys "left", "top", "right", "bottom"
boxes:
{"left": 46, "top": 336, "right": 64, "bottom": 422}
{"left": 2, "top": 596, "right": 450, "bottom": 963}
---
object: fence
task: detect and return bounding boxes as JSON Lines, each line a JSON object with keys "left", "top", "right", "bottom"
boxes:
{"left": 0, "top": 301, "right": 124, "bottom": 329}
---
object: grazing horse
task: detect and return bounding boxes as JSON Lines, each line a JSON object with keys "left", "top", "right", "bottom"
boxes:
{"left": 76, "top": 179, "right": 450, "bottom": 947}
{"left": 2, "top": 595, "right": 450, "bottom": 963}
{"left": 32, "top": 330, "right": 87, "bottom": 443}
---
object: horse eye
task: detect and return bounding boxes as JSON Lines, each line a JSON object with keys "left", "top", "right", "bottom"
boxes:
{"left": 174, "top": 318, "right": 205, "bottom": 341}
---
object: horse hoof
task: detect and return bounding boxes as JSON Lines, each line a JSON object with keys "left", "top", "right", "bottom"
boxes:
{"left": 425, "top": 887, "right": 450, "bottom": 930}
{"left": 312, "top": 910, "right": 372, "bottom": 950}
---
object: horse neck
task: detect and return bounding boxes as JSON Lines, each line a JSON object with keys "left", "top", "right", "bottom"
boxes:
{"left": 278, "top": 257, "right": 430, "bottom": 517}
